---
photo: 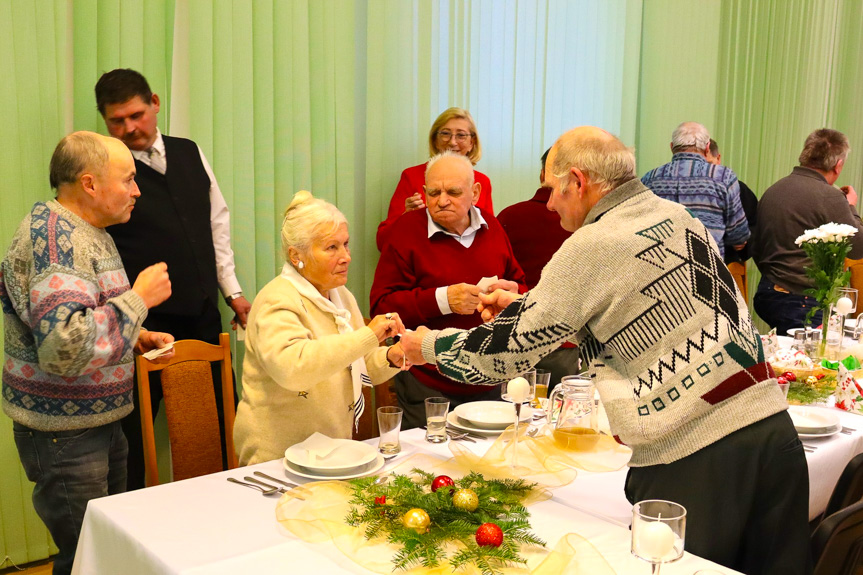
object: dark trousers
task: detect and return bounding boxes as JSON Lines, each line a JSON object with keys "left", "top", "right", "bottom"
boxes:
{"left": 394, "top": 370, "right": 503, "bottom": 430}
{"left": 625, "top": 411, "right": 812, "bottom": 575}
{"left": 123, "top": 300, "right": 238, "bottom": 490}
{"left": 534, "top": 346, "right": 581, "bottom": 395}
{"left": 13, "top": 421, "right": 127, "bottom": 575}
{"left": 754, "top": 276, "right": 823, "bottom": 334}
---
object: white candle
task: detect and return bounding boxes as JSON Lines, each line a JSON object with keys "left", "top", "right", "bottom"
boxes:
{"left": 837, "top": 297, "right": 854, "bottom": 315}
{"left": 635, "top": 520, "right": 675, "bottom": 560}
{"left": 507, "top": 377, "right": 530, "bottom": 404}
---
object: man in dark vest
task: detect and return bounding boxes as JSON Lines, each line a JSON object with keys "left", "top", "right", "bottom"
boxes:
{"left": 95, "top": 68, "right": 251, "bottom": 489}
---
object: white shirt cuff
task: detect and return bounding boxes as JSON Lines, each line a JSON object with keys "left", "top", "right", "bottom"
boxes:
{"left": 435, "top": 286, "right": 453, "bottom": 315}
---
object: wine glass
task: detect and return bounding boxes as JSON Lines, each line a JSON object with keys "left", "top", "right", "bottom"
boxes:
{"left": 501, "top": 370, "right": 536, "bottom": 470}
{"left": 631, "top": 500, "right": 686, "bottom": 574}
{"left": 837, "top": 288, "right": 858, "bottom": 354}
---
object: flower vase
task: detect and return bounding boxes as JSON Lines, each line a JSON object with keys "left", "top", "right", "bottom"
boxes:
{"left": 820, "top": 305, "right": 843, "bottom": 361}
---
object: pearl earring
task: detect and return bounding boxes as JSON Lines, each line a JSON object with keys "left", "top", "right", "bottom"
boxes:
{"left": 297, "top": 261, "right": 304, "bottom": 269}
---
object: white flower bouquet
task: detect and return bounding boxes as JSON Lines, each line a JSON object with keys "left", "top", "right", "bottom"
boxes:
{"left": 795, "top": 222, "right": 857, "bottom": 345}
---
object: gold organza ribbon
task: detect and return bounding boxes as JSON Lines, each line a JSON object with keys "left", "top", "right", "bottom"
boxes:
{"left": 276, "top": 430, "right": 631, "bottom": 575}
{"left": 449, "top": 424, "right": 632, "bottom": 488}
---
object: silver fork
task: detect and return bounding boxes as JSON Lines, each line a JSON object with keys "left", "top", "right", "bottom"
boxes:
{"left": 842, "top": 426, "right": 857, "bottom": 435}
{"left": 227, "top": 477, "right": 280, "bottom": 496}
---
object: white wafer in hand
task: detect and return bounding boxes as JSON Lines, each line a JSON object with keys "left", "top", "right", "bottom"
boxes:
{"left": 142, "top": 341, "right": 174, "bottom": 360}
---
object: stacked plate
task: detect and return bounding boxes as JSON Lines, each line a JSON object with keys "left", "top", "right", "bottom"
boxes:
{"left": 448, "top": 401, "right": 533, "bottom": 435}
{"left": 283, "top": 438, "right": 384, "bottom": 480}
{"left": 788, "top": 405, "right": 842, "bottom": 439}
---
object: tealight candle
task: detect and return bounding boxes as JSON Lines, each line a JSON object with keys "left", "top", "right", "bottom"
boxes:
{"left": 836, "top": 297, "right": 854, "bottom": 315}
{"left": 507, "top": 377, "right": 530, "bottom": 404}
{"left": 635, "top": 520, "right": 675, "bottom": 560}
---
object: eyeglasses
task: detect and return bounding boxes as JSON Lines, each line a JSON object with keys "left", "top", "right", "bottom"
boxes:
{"left": 437, "top": 130, "right": 472, "bottom": 143}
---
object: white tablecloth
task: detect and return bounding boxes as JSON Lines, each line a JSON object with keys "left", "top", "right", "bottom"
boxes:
{"left": 72, "top": 428, "right": 739, "bottom": 575}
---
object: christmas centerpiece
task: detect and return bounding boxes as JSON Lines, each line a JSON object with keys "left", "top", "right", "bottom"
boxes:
{"left": 345, "top": 469, "right": 545, "bottom": 574}
{"left": 795, "top": 222, "right": 858, "bottom": 354}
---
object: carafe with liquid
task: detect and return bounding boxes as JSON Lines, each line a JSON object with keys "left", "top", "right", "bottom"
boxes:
{"left": 546, "top": 375, "right": 600, "bottom": 452}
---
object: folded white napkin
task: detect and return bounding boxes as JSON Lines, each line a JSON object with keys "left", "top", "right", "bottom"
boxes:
{"left": 295, "top": 432, "right": 342, "bottom": 464}
{"left": 142, "top": 342, "right": 174, "bottom": 360}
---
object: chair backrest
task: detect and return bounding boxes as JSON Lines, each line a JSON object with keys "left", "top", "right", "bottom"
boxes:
{"left": 727, "top": 261, "right": 747, "bottom": 301}
{"left": 813, "top": 500, "right": 863, "bottom": 575}
{"left": 135, "top": 333, "right": 237, "bottom": 486}
{"left": 825, "top": 453, "right": 863, "bottom": 519}
{"left": 847, "top": 258, "right": 863, "bottom": 319}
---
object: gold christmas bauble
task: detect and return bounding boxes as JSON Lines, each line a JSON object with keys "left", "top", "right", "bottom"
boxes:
{"left": 402, "top": 508, "right": 431, "bottom": 533}
{"left": 452, "top": 488, "right": 479, "bottom": 512}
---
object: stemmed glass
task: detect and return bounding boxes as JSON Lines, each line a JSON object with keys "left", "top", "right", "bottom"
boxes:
{"left": 631, "top": 500, "right": 686, "bottom": 574}
{"left": 837, "top": 288, "right": 858, "bottom": 355}
{"left": 501, "top": 370, "right": 536, "bottom": 470}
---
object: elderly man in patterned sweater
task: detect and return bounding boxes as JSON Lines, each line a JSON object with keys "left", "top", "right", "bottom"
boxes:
{"left": 402, "top": 127, "right": 810, "bottom": 574}
{"left": 1, "top": 132, "right": 173, "bottom": 575}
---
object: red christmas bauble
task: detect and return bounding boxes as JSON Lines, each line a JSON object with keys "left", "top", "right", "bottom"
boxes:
{"left": 475, "top": 522, "right": 504, "bottom": 547}
{"left": 431, "top": 475, "right": 455, "bottom": 493}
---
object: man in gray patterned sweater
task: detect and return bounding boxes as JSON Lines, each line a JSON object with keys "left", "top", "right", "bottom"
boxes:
{"left": 402, "top": 127, "right": 810, "bottom": 574}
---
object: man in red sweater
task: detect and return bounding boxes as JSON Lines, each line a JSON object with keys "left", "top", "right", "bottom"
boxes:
{"left": 497, "top": 148, "right": 578, "bottom": 390}
{"left": 370, "top": 152, "right": 527, "bottom": 428}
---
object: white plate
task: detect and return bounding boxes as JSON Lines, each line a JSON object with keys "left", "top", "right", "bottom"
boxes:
{"left": 799, "top": 427, "right": 842, "bottom": 439}
{"left": 282, "top": 453, "right": 385, "bottom": 481}
{"left": 788, "top": 405, "right": 842, "bottom": 434}
{"left": 453, "top": 401, "right": 533, "bottom": 429}
{"left": 446, "top": 411, "right": 513, "bottom": 436}
{"left": 284, "top": 438, "right": 377, "bottom": 473}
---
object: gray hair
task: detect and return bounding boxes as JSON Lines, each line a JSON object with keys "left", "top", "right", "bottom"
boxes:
{"left": 49, "top": 132, "right": 109, "bottom": 189}
{"left": 552, "top": 133, "right": 636, "bottom": 194}
{"left": 799, "top": 128, "right": 850, "bottom": 172}
{"left": 425, "top": 150, "right": 475, "bottom": 185}
{"left": 671, "top": 122, "right": 710, "bottom": 153}
{"left": 281, "top": 190, "right": 348, "bottom": 262}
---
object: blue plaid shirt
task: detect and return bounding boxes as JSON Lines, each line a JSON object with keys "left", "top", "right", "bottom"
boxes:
{"left": 641, "top": 153, "right": 750, "bottom": 258}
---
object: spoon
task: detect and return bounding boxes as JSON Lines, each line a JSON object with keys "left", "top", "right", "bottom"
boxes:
{"left": 227, "top": 477, "right": 280, "bottom": 496}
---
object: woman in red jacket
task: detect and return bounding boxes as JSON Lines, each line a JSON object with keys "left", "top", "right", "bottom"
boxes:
{"left": 376, "top": 107, "right": 493, "bottom": 250}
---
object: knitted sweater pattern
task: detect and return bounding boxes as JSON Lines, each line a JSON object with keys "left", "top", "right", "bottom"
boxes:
{"left": 421, "top": 179, "right": 786, "bottom": 466}
{"left": 1, "top": 201, "right": 147, "bottom": 431}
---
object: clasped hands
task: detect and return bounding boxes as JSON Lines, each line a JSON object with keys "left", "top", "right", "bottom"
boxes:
{"left": 400, "top": 288, "right": 523, "bottom": 365}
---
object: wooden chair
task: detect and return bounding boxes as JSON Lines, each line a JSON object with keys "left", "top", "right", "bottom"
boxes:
{"left": 846, "top": 258, "right": 863, "bottom": 319}
{"left": 135, "top": 333, "right": 238, "bottom": 486}
{"left": 727, "top": 261, "right": 747, "bottom": 301}
{"left": 812, "top": 500, "right": 863, "bottom": 574}
{"left": 354, "top": 318, "right": 400, "bottom": 441}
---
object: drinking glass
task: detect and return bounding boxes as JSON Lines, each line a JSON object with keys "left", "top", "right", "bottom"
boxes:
{"left": 424, "top": 397, "right": 449, "bottom": 443}
{"left": 534, "top": 369, "right": 551, "bottom": 400}
{"left": 838, "top": 288, "right": 859, "bottom": 353}
{"left": 631, "top": 500, "right": 686, "bottom": 574}
{"left": 501, "top": 370, "right": 536, "bottom": 469}
{"left": 792, "top": 329, "right": 807, "bottom": 351}
{"left": 377, "top": 406, "right": 403, "bottom": 455}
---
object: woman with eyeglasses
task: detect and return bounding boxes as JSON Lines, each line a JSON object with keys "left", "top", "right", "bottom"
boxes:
{"left": 375, "top": 107, "right": 493, "bottom": 251}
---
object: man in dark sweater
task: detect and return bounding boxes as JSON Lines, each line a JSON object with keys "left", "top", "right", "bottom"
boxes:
{"left": 370, "top": 152, "right": 527, "bottom": 428}
{"left": 497, "top": 148, "right": 578, "bottom": 388}
{"left": 95, "top": 69, "right": 251, "bottom": 489}
{"left": 752, "top": 128, "right": 863, "bottom": 333}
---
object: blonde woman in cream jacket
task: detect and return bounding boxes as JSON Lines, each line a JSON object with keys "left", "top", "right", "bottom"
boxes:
{"left": 234, "top": 191, "right": 407, "bottom": 465}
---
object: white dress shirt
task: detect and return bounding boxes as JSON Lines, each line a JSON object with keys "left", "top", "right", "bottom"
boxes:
{"left": 427, "top": 207, "right": 488, "bottom": 315}
{"left": 131, "top": 130, "right": 242, "bottom": 298}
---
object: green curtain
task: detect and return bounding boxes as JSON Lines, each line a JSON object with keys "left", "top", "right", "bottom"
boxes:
{"left": 2, "top": 0, "right": 863, "bottom": 565}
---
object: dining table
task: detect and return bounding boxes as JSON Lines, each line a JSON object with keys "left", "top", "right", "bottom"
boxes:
{"left": 72, "top": 426, "right": 743, "bottom": 575}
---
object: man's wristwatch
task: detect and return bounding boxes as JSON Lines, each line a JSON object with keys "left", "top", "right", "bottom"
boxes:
{"left": 225, "top": 292, "right": 243, "bottom": 305}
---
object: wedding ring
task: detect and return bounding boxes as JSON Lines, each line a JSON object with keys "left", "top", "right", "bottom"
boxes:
{"left": 385, "top": 313, "right": 393, "bottom": 320}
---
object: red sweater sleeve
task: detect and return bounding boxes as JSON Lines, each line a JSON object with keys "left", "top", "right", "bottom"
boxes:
{"left": 376, "top": 168, "right": 418, "bottom": 251}
{"left": 370, "top": 242, "right": 445, "bottom": 329}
